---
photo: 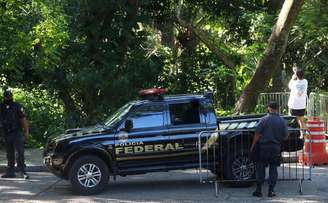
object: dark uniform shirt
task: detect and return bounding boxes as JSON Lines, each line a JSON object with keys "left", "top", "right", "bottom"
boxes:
{"left": 0, "top": 101, "right": 26, "bottom": 135}
{"left": 256, "top": 113, "right": 288, "bottom": 145}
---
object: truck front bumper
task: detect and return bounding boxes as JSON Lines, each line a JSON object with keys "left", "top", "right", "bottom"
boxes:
{"left": 44, "top": 154, "right": 67, "bottom": 179}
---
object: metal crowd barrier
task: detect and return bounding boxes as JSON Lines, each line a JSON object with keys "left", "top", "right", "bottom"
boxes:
{"left": 258, "top": 92, "right": 328, "bottom": 134}
{"left": 308, "top": 93, "right": 328, "bottom": 134}
{"left": 258, "top": 92, "right": 290, "bottom": 115}
{"left": 197, "top": 128, "right": 312, "bottom": 197}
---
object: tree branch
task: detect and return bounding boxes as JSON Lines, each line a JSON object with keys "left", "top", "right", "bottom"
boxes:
{"left": 175, "top": 17, "right": 237, "bottom": 69}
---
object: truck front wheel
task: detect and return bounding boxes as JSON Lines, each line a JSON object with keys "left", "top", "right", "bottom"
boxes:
{"left": 224, "top": 150, "right": 255, "bottom": 184}
{"left": 69, "top": 155, "right": 109, "bottom": 195}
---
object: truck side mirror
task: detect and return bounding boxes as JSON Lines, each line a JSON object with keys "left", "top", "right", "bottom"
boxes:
{"left": 124, "top": 120, "right": 133, "bottom": 131}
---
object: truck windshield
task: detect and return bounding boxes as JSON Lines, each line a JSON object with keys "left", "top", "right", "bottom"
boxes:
{"left": 104, "top": 103, "right": 133, "bottom": 127}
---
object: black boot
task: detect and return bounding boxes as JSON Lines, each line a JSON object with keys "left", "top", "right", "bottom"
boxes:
{"left": 252, "top": 183, "right": 263, "bottom": 197}
{"left": 268, "top": 186, "right": 276, "bottom": 197}
{"left": 1, "top": 172, "right": 16, "bottom": 178}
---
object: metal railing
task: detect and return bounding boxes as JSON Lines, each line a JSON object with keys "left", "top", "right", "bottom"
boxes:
{"left": 258, "top": 92, "right": 290, "bottom": 115}
{"left": 258, "top": 92, "right": 328, "bottom": 133}
{"left": 197, "top": 128, "right": 312, "bottom": 197}
{"left": 308, "top": 93, "right": 328, "bottom": 133}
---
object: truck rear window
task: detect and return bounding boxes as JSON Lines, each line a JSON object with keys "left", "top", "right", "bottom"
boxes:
{"left": 128, "top": 104, "right": 165, "bottom": 129}
{"left": 169, "top": 101, "right": 200, "bottom": 125}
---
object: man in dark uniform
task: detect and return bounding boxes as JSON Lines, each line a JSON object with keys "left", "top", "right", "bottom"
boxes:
{"left": 0, "top": 88, "right": 29, "bottom": 179}
{"left": 250, "top": 101, "right": 288, "bottom": 197}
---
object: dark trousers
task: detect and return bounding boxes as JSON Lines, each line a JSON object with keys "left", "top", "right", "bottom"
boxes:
{"left": 255, "top": 144, "right": 281, "bottom": 188}
{"left": 4, "top": 132, "right": 25, "bottom": 173}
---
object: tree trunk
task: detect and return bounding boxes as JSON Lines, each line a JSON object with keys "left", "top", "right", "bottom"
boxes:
{"left": 235, "top": 0, "right": 304, "bottom": 113}
{"left": 271, "top": 63, "right": 284, "bottom": 92}
{"left": 156, "top": 21, "right": 175, "bottom": 48}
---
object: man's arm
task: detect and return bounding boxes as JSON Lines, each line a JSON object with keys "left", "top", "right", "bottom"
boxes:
{"left": 251, "top": 132, "right": 262, "bottom": 151}
{"left": 20, "top": 117, "right": 29, "bottom": 140}
{"left": 251, "top": 117, "right": 266, "bottom": 151}
{"left": 17, "top": 103, "right": 28, "bottom": 140}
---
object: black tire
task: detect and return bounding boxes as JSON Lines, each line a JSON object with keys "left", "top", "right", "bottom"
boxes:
{"left": 69, "top": 155, "right": 109, "bottom": 195}
{"left": 223, "top": 150, "right": 255, "bottom": 186}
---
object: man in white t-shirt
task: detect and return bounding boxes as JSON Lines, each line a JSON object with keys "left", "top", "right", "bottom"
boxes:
{"left": 288, "top": 68, "right": 308, "bottom": 135}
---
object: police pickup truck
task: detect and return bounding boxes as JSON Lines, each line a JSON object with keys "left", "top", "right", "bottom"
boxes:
{"left": 43, "top": 88, "right": 303, "bottom": 195}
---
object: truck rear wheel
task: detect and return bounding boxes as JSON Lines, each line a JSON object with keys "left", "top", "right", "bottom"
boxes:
{"left": 223, "top": 150, "right": 255, "bottom": 185}
{"left": 69, "top": 155, "right": 109, "bottom": 195}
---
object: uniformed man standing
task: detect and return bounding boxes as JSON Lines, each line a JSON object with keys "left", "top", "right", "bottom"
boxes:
{"left": 250, "top": 101, "right": 288, "bottom": 197}
{"left": 0, "top": 88, "right": 29, "bottom": 179}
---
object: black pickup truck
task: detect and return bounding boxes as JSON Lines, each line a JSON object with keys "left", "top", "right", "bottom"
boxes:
{"left": 43, "top": 89, "right": 302, "bottom": 195}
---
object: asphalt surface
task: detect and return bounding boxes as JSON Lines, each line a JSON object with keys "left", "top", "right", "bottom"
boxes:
{"left": 1, "top": 166, "right": 328, "bottom": 203}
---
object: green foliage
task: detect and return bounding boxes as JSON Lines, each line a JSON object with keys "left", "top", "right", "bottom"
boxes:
{"left": 215, "top": 109, "right": 234, "bottom": 117}
{"left": 0, "top": 0, "right": 327, "bottom": 146}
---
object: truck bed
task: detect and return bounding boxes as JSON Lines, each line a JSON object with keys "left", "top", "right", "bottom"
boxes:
{"left": 217, "top": 114, "right": 298, "bottom": 131}
{"left": 217, "top": 114, "right": 302, "bottom": 152}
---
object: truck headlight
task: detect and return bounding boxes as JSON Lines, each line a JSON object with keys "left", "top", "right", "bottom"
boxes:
{"left": 52, "top": 156, "right": 64, "bottom": 166}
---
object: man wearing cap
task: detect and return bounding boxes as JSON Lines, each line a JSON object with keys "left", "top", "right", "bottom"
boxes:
{"left": 0, "top": 88, "right": 29, "bottom": 179}
{"left": 250, "top": 101, "right": 288, "bottom": 197}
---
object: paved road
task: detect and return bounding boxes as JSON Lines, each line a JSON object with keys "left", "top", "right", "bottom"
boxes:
{"left": 1, "top": 166, "right": 328, "bottom": 203}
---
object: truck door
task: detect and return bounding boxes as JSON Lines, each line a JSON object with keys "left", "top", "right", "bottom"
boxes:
{"left": 114, "top": 103, "right": 172, "bottom": 172}
{"left": 167, "top": 100, "right": 208, "bottom": 168}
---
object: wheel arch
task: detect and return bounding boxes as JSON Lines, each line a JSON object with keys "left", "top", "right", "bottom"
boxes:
{"left": 225, "top": 131, "right": 254, "bottom": 152}
{"left": 215, "top": 131, "right": 254, "bottom": 173}
{"left": 63, "top": 147, "right": 114, "bottom": 178}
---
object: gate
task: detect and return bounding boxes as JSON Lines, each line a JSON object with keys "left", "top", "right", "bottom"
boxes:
{"left": 197, "top": 128, "right": 312, "bottom": 197}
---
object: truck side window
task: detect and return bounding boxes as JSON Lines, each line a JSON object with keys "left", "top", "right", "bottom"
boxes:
{"left": 169, "top": 101, "right": 200, "bottom": 125}
{"left": 127, "top": 104, "right": 164, "bottom": 129}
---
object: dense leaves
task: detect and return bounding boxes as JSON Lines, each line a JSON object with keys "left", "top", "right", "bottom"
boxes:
{"left": 0, "top": 0, "right": 327, "bottom": 146}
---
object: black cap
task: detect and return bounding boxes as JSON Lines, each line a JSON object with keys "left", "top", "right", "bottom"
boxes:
{"left": 267, "top": 101, "right": 278, "bottom": 110}
{"left": 3, "top": 89, "right": 13, "bottom": 98}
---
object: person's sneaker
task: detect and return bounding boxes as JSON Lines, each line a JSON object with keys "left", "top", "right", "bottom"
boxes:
{"left": 252, "top": 190, "right": 263, "bottom": 197}
{"left": 1, "top": 173, "right": 16, "bottom": 178}
{"left": 268, "top": 190, "right": 276, "bottom": 197}
{"left": 16, "top": 172, "right": 29, "bottom": 179}
{"left": 23, "top": 173, "right": 29, "bottom": 180}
